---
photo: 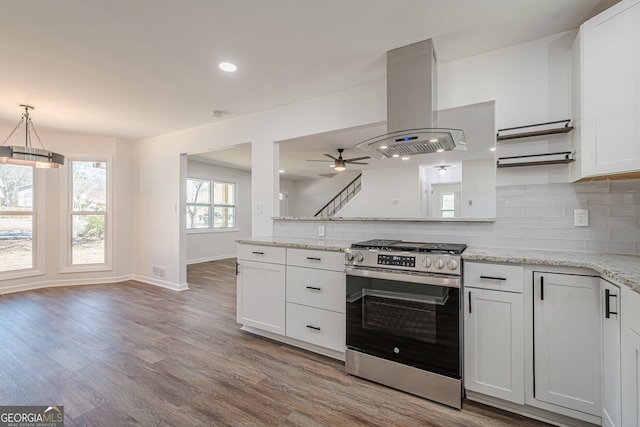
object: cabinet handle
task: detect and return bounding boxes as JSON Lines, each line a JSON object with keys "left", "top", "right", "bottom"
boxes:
{"left": 306, "top": 257, "right": 322, "bottom": 261}
{"left": 468, "top": 291, "right": 472, "bottom": 314}
{"left": 252, "top": 251, "right": 264, "bottom": 255}
{"left": 236, "top": 262, "right": 239, "bottom": 276}
{"left": 540, "top": 276, "right": 544, "bottom": 301}
{"left": 480, "top": 275, "right": 507, "bottom": 281}
{"left": 306, "top": 325, "right": 321, "bottom": 331}
{"left": 306, "top": 286, "right": 322, "bottom": 291}
{"left": 605, "top": 289, "right": 618, "bottom": 319}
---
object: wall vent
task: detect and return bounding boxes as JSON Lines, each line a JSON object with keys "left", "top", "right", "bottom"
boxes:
{"left": 152, "top": 265, "right": 167, "bottom": 280}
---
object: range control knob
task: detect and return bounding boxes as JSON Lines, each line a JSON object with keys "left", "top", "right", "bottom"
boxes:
{"left": 355, "top": 252, "right": 364, "bottom": 263}
{"left": 345, "top": 252, "right": 354, "bottom": 262}
{"left": 435, "top": 258, "right": 445, "bottom": 269}
{"left": 447, "top": 259, "right": 459, "bottom": 270}
{"left": 421, "top": 257, "right": 432, "bottom": 268}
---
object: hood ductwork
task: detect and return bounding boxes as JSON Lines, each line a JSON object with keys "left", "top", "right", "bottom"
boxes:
{"left": 357, "top": 39, "right": 466, "bottom": 158}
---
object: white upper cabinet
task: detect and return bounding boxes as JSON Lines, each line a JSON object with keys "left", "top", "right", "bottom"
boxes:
{"left": 571, "top": 0, "right": 640, "bottom": 180}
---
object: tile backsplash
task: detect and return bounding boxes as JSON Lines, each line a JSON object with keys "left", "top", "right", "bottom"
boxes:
{"left": 273, "top": 179, "right": 640, "bottom": 254}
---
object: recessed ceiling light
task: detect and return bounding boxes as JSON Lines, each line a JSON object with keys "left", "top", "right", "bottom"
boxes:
{"left": 401, "top": 156, "right": 410, "bottom": 160}
{"left": 490, "top": 147, "right": 496, "bottom": 151}
{"left": 392, "top": 154, "right": 400, "bottom": 158}
{"left": 429, "top": 139, "right": 439, "bottom": 143}
{"left": 219, "top": 62, "right": 237, "bottom": 72}
{"left": 436, "top": 149, "right": 445, "bottom": 153}
{"left": 380, "top": 145, "right": 388, "bottom": 149}
{"left": 278, "top": 170, "right": 285, "bottom": 173}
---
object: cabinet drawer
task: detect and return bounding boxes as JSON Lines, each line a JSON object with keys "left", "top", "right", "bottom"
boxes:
{"left": 237, "top": 244, "right": 286, "bottom": 264}
{"left": 287, "top": 248, "right": 345, "bottom": 271}
{"left": 286, "top": 303, "right": 345, "bottom": 352}
{"left": 464, "top": 261, "right": 524, "bottom": 293}
{"left": 286, "top": 266, "right": 345, "bottom": 313}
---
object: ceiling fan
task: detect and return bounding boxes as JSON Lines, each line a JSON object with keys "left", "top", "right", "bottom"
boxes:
{"left": 307, "top": 148, "right": 370, "bottom": 171}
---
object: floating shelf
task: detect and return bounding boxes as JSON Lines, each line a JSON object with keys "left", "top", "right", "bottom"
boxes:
{"left": 497, "top": 152, "right": 575, "bottom": 168}
{"left": 497, "top": 119, "right": 573, "bottom": 141}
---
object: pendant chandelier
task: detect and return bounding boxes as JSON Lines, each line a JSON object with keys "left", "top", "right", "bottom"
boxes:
{"left": 0, "top": 105, "right": 65, "bottom": 168}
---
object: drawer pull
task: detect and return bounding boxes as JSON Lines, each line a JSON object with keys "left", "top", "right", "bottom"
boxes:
{"left": 306, "top": 325, "right": 321, "bottom": 331}
{"left": 252, "top": 251, "right": 265, "bottom": 255}
{"left": 306, "top": 257, "right": 322, "bottom": 261}
{"left": 605, "top": 289, "right": 618, "bottom": 319}
{"left": 479, "top": 275, "right": 507, "bottom": 281}
{"left": 306, "top": 286, "right": 322, "bottom": 291}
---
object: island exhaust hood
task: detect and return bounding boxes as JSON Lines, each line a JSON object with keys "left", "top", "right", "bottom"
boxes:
{"left": 357, "top": 39, "right": 466, "bottom": 159}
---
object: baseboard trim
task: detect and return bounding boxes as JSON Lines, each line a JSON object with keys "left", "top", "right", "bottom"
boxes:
{"left": 187, "top": 254, "right": 236, "bottom": 265}
{"left": 0, "top": 274, "right": 134, "bottom": 296}
{"left": 132, "top": 275, "right": 189, "bottom": 292}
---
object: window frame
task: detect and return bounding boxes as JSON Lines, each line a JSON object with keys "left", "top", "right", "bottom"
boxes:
{"left": 60, "top": 156, "right": 112, "bottom": 273}
{"left": 186, "top": 178, "right": 238, "bottom": 234}
{"left": 0, "top": 164, "right": 45, "bottom": 280}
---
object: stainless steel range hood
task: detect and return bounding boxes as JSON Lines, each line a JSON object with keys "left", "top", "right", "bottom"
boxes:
{"left": 357, "top": 39, "right": 466, "bottom": 159}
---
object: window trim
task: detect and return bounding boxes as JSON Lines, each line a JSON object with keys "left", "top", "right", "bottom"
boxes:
{"left": 59, "top": 156, "right": 113, "bottom": 273}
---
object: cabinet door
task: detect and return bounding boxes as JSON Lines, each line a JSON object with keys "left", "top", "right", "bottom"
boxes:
{"left": 533, "top": 272, "right": 601, "bottom": 415}
{"left": 622, "top": 287, "right": 640, "bottom": 427}
{"left": 601, "top": 279, "right": 621, "bottom": 427}
{"left": 581, "top": 0, "right": 640, "bottom": 177}
{"left": 236, "top": 260, "right": 285, "bottom": 335}
{"left": 464, "top": 288, "right": 524, "bottom": 404}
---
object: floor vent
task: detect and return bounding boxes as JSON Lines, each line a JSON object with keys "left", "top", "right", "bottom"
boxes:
{"left": 152, "top": 265, "right": 167, "bottom": 280}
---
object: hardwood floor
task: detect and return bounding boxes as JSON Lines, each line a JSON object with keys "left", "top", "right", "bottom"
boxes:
{"left": 0, "top": 259, "right": 549, "bottom": 426}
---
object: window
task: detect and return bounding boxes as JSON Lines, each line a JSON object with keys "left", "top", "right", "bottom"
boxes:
{"left": 186, "top": 178, "right": 236, "bottom": 230}
{"left": 70, "top": 160, "right": 107, "bottom": 265}
{"left": 186, "top": 178, "right": 211, "bottom": 229}
{"left": 0, "top": 164, "right": 34, "bottom": 272}
{"left": 441, "top": 193, "right": 456, "bottom": 218}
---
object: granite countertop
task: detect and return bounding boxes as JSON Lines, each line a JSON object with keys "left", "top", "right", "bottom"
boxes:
{"left": 463, "top": 246, "right": 640, "bottom": 293}
{"left": 273, "top": 216, "right": 495, "bottom": 223}
{"left": 235, "top": 237, "right": 640, "bottom": 293}
{"left": 235, "top": 236, "right": 355, "bottom": 252}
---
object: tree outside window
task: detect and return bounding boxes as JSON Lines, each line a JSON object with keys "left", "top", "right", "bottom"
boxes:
{"left": 186, "top": 178, "right": 211, "bottom": 229}
{"left": 213, "top": 181, "right": 236, "bottom": 228}
{"left": 0, "top": 164, "right": 34, "bottom": 272}
{"left": 70, "top": 161, "right": 107, "bottom": 265}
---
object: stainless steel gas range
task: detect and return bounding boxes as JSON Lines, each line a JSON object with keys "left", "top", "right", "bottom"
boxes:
{"left": 344, "top": 239, "right": 466, "bottom": 409}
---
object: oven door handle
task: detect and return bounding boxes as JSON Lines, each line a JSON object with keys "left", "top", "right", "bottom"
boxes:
{"left": 345, "top": 266, "right": 460, "bottom": 288}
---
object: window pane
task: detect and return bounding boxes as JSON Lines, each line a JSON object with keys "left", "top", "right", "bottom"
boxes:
{"left": 0, "top": 164, "right": 33, "bottom": 210}
{"left": 442, "top": 193, "right": 455, "bottom": 210}
{"left": 72, "top": 214, "right": 105, "bottom": 264}
{"left": 187, "top": 179, "right": 210, "bottom": 204}
{"left": 186, "top": 205, "right": 210, "bottom": 229}
{"left": 214, "top": 206, "right": 235, "bottom": 228}
{"left": 0, "top": 215, "right": 33, "bottom": 271}
{"left": 441, "top": 211, "right": 455, "bottom": 218}
{"left": 214, "top": 182, "right": 235, "bottom": 204}
{"left": 72, "top": 161, "right": 106, "bottom": 211}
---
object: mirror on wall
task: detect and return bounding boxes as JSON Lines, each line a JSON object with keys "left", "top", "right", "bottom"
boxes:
{"left": 277, "top": 100, "right": 496, "bottom": 219}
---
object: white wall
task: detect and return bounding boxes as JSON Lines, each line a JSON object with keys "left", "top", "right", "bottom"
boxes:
{"left": 460, "top": 158, "right": 496, "bottom": 217}
{"left": 132, "top": 30, "right": 609, "bottom": 289}
{"left": 338, "top": 166, "right": 421, "bottom": 218}
{"left": 0, "top": 124, "right": 134, "bottom": 294}
{"left": 186, "top": 159, "right": 251, "bottom": 264}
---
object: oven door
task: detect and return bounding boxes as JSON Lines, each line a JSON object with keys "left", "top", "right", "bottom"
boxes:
{"left": 345, "top": 267, "right": 461, "bottom": 379}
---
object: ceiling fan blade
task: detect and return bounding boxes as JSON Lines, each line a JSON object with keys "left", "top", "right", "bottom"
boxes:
{"left": 349, "top": 162, "right": 369, "bottom": 165}
{"left": 344, "top": 156, "right": 370, "bottom": 162}
{"left": 324, "top": 154, "right": 339, "bottom": 161}
{"left": 306, "top": 159, "right": 333, "bottom": 162}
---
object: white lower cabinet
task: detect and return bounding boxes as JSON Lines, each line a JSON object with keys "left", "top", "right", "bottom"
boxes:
{"left": 532, "top": 271, "right": 601, "bottom": 417}
{"left": 464, "top": 287, "right": 524, "bottom": 404}
{"left": 601, "top": 279, "right": 622, "bottom": 427}
{"left": 236, "top": 259, "right": 286, "bottom": 335}
{"left": 285, "top": 303, "right": 345, "bottom": 352}
{"left": 622, "top": 286, "right": 640, "bottom": 426}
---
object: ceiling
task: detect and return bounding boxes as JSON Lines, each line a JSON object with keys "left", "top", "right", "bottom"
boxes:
{"left": 0, "top": 0, "right": 615, "bottom": 142}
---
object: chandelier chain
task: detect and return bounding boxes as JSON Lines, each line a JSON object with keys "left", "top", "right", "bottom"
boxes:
{"left": 28, "top": 119, "right": 46, "bottom": 149}
{"left": 1, "top": 117, "right": 25, "bottom": 146}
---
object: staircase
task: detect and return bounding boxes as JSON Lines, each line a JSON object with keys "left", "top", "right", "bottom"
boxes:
{"left": 314, "top": 174, "right": 362, "bottom": 218}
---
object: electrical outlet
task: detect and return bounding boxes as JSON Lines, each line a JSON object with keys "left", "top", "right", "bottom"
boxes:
{"left": 574, "top": 208, "right": 589, "bottom": 227}
{"left": 318, "top": 225, "right": 325, "bottom": 237}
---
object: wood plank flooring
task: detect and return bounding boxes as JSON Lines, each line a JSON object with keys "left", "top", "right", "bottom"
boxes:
{"left": 0, "top": 259, "right": 549, "bottom": 426}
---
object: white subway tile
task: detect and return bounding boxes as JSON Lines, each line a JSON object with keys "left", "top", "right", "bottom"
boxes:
{"left": 523, "top": 206, "right": 564, "bottom": 217}
{"left": 610, "top": 179, "right": 640, "bottom": 192}
{"left": 606, "top": 241, "right": 637, "bottom": 254}
{"left": 543, "top": 239, "right": 587, "bottom": 251}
